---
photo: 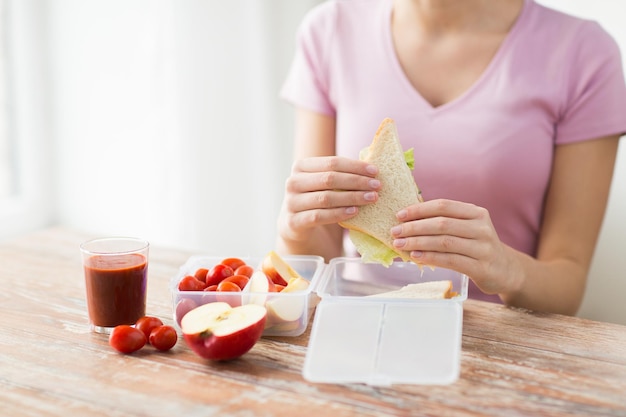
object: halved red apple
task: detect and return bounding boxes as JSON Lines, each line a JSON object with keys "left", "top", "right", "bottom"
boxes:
{"left": 181, "top": 302, "right": 266, "bottom": 361}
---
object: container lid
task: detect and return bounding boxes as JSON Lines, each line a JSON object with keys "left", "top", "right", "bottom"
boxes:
{"left": 303, "top": 258, "right": 466, "bottom": 386}
{"left": 303, "top": 298, "right": 463, "bottom": 386}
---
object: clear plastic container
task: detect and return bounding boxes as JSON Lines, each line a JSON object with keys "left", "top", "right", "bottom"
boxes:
{"left": 303, "top": 257, "right": 468, "bottom": 386}
{"left": 170, "top": 255, "right": 325, "bottom": 337}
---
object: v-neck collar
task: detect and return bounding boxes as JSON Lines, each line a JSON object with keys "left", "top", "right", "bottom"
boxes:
{"left": 382, "top": 0, "right": 532, "bottom": 115}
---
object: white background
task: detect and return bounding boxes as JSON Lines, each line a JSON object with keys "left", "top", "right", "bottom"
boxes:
{"left": 2, "top": 0, "right": 625, "bottom": 324}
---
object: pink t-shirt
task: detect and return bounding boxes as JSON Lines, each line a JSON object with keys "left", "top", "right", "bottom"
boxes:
{"left": 280, "top": 0, "right": 626, "bottom": 302}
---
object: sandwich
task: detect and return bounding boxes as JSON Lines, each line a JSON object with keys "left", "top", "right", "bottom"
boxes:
{"left": 339, "top": 118, "right": 423, "bottom": 267}
{"left": 366, "top": 280, "right": 455, "bottom": 299}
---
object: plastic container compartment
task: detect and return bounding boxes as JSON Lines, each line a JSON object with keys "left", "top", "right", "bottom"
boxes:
{"left": 303, "top": 257, "right": 468, "bottom": 386}
{"left": 170, "top": 255, "right": 325, "bottom": 337}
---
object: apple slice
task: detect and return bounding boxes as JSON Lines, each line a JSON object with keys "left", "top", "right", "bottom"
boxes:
{"left": 241, "top": 271, "right": 275, "bottom": 306}
{"left": 181, "top": 302, "right": 267, "bottom": 361}
{"left": 282, "top": 276, "right": 310, "bottom": 293}
{"left": 261, "top": 251, "right": 305, "bottom": 287}
{"left": 265, "top": 296, "right": 305, "bottom": 324}
{"left": 264, "top": 275, "right": 311, "bottom": 325}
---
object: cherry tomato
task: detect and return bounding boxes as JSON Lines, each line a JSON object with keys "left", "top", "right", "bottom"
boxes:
{"left": 178, "top": 275, "right": 206, "bottom": 291}
{"left": 109, "top": 325, "right": 147, "bottom": 354}
{"left": 193, "top": 268, "right": 209, "bottom": 283}
{"left": 220, "top": 257, "right": 246, "bottom": 271}
{"left": 203, "top": 284, "right": 218, "bottom": 291}
{"left": 217, "top": 281, "right": 241, "bottom": 292}
{"left": 234, "top": 265, "right": 254, "bottom": 278}
{"left": 221, "top": 274, "right": 250, "bottom": 290}
{"left": 205, "top": 264, "right": 234, "bottom": 287}
{"left": 149, "top": 325, "right": 178, "bottom": 351}
{"left": 135, "top": 316, "right": 163, "bottom": 339}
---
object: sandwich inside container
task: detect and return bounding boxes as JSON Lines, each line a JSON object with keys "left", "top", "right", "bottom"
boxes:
{"left": 303, "top": 257, "right": 468, "bottom": 386}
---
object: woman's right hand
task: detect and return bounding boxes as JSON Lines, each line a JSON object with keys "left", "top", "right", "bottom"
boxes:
{"left": 278, "top": 156, "right": 381, "bottom": 244}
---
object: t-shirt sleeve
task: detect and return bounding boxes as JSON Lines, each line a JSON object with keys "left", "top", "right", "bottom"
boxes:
{"left": 279, "top": 4, "right": 336, "bottom": 116}
{"left": 556, "top": 22, "right": 626, "bottom": 144}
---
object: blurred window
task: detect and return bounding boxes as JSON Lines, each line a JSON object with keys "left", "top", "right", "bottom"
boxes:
{"left": 0, "top": 0, "right": 11, "bottom": 200}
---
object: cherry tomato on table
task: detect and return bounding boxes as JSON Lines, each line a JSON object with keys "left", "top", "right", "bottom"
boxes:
{"left": 135, "top": 316, "right": 163, "bottom": 339}
{"left": 109, "top": 325, "right": 147, "bottom": 354}
{"left": 149, "top": 325, "right": 178, "bottom": 351}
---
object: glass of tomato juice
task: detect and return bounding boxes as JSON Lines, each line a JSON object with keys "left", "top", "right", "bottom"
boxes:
{"left": 80, "top": 237, "right": 149, "bottom": 334}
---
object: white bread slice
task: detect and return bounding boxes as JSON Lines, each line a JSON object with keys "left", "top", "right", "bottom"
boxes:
{"left": 339, "top": 118, "right": 422, "bottom": 263}
{"left": 366, "top": 280, "right": 454, "bottom": 300}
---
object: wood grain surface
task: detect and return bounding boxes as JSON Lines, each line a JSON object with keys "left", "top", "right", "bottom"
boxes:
{"left": 1, "top": 227, "right": 625, "bottom": 417}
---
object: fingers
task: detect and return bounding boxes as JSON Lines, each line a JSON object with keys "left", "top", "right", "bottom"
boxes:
{"left": 390, "top": 199, "right": 510, "bottom": 295}
{"left": 407, "top": 247, "right": 477, "bottom": 277}
{"left": 286, "top": 171, "right": 381, "bottom": 194}
{"left": 397, "top": 200, "right": 492, "bottom": 238}
{"left": 289, "top": 156, "right": 379, "bottom": 193}
{"left": 394, "top": 234, "right": 480, "bottom": 264}
{"left": 391, "top": 199, "right": 496, "bottom": 265}
{"left": 286, "top": 156, "right": 381, "bottom": 213}
{"left": 282, "top": 189, "right": 374, "bottom": 237}
{"left": 293, "top": 156, "right": 378, "bottom": 177}
{"left": 397, "top": 199, "right": 483, "bottom": 223}
{"left": 281, "top": 156, "right": 381, "bottom": 232}
{"left": 286, "top": 206, "right": 361, "bottom": 231}
{"left": 286, "top": 186, "right": 378, "bottom": 214}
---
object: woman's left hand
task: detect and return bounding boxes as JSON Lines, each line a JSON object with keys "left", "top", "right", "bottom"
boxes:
{"left": 391, "top": 199, "right": 515, "bottom": 295}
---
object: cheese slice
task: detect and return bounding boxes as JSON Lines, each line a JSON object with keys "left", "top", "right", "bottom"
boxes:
{"left": 366, "top": 280, "right": 454, "bottom": 299}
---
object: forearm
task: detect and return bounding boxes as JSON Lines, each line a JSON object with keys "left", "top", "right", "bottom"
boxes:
{"left": 276, "top": 223, "right": 344, "bottom": 264}
{"left": 500, "top": 137, "right": 618, "bottom": 315}
{"left": 499, "top": 245, "right": 587, "bottom": 315}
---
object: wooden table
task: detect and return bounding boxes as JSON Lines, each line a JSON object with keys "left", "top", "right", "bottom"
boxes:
{"left": 2, "top": 227, "right": 625, "bottom": 417}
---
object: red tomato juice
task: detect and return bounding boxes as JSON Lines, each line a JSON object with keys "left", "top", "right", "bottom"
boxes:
{"left": 84, "top": 253, "right": 147, "bottom": 328}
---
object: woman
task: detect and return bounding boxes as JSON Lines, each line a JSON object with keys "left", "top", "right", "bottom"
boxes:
{"left": 276, "top": 0, "right": 626, "bottom": 314}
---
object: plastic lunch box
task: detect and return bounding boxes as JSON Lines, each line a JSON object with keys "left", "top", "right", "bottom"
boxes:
{"left": 170, "top": 255, "right": 325, "bottom": 337}
{"left": 303, "top": 257, "right": 468, "bottom": 386}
